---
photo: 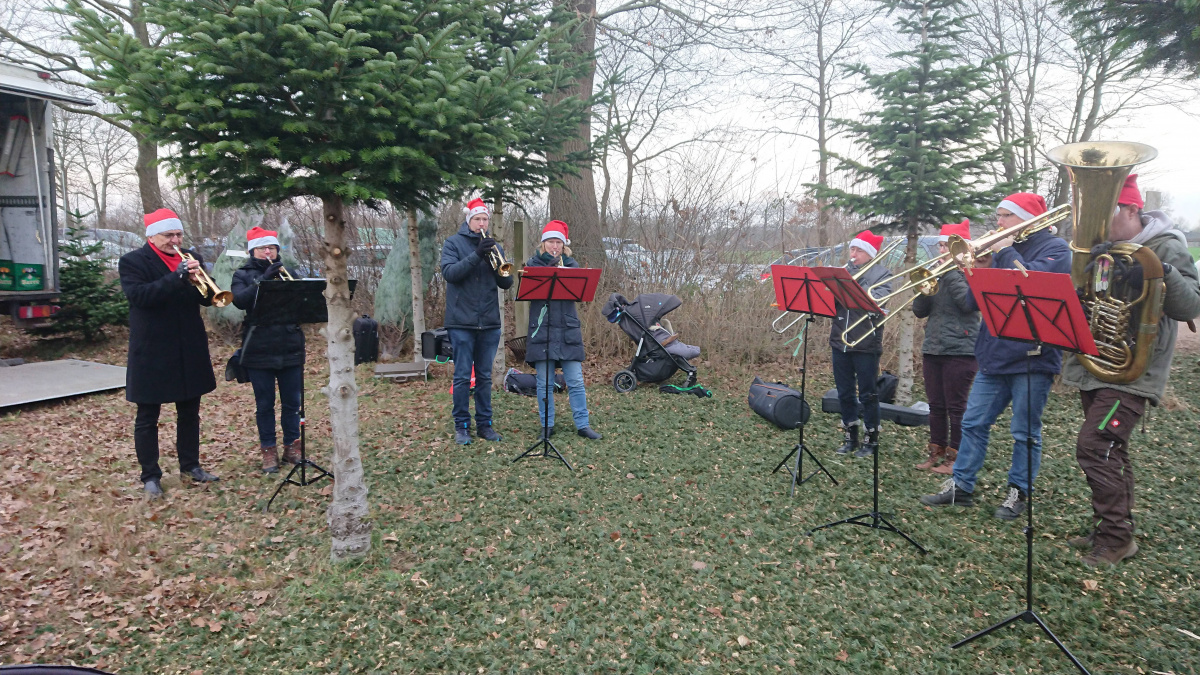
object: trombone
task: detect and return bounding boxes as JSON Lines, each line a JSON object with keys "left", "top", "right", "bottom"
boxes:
{"left": 174, "top": 246, "right": 233, "bottom": 307}
{"left": 838, "top": 204, "right": 1072, "bottom": 347}
{"left": 770, "top": 237, "right": 904, "bottom": 334}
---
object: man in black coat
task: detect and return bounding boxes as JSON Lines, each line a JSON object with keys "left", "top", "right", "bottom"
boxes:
{"left": 440, "top": 198, "right": 514, "bottom": 445}
{"left": 118, "top": 209, "right": 219, "bottom": 499}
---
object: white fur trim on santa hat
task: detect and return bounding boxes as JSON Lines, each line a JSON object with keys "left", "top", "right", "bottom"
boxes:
{"left": 145, "top": 216, "right": 183, "bottom": 238}
{"left": 247, "top": 235, "right": 280, "bottom": 250}
{"left": 997, "top": 199, "right": 1035, "bottom": 222}
{"left": 849, "top": 237, "right": 878, "bottom": 258}
{"left": 541, "top": 231, "right": 570, "bottom": 244}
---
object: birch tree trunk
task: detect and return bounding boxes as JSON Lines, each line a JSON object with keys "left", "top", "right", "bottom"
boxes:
{"left": 407, "top": 208, "right": 425, "bottom": 363}
{"left": 894, "top": 229, "right": 919, "bottom": 406}
{"left": 321, "top": 196, "right": 371, "bottom": 561}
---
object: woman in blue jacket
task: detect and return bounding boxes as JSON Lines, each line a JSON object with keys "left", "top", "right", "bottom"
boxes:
{"left": 524, "top": 220, "right": 601, "bottom": 441}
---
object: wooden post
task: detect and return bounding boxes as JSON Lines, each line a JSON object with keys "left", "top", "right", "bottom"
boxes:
{"left": 513, "top": 219, "right": 528, "bottom": 338}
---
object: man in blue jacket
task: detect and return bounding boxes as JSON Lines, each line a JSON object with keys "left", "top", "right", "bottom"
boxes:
{"left": 921, "top": 193, "right": 1070, "bottom": 520}
{"left": 441, "top": 198, "right": 514, "bottom": 445}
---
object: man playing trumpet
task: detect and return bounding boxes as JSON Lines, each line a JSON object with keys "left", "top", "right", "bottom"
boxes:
{"left": 440, "top": 198, "right": 514, "bottom": 445}
{"left": 920, "top": 193, "right": 1069, "bottom": 520}
{"left": 118, "top": 208, "right": 220, "bottom": 499}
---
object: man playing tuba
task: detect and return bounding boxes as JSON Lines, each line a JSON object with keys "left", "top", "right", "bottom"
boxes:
{"left": 1061, "top": 176, "right": 1200, "bottom": 567}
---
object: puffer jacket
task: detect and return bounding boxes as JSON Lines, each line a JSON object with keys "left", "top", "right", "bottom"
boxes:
{"left": 440, "top": 221, "right": 514, "bottom": 330}
{"left": 829, "top": 260, "right": 893, "bottom": 354}
{"left": 967, "top": 228, "right": 1071, "bottom": 376}
{"left": 523, "top": 252, "right": 585, "bottom": 364}
{"left": 230, "top": 256, "right": 306, "bottom": 370}
{"left": 912, "top": 268, "right": 980, "bottom": 356}
{"left": 1061, "top": 212, "right": 1200, "bottom": 405}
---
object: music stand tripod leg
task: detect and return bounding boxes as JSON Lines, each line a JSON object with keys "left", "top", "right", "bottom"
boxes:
{"left": 512, "top": 271, "right": 573, "bottom": 470}
{"left": 266, "top": 368, "right": 331, "bottom": 512}
{"left": 770, "top": 315, "right": 836, "bottom": 495}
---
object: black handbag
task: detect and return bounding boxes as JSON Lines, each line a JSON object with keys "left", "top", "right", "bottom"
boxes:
{"left": 748, "top": 376, "right": 811, "bottom": 430}
{"left": 224, "top": 349, "right": 249, "bottom": 383}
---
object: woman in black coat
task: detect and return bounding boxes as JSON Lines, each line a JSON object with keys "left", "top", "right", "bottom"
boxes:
{"left": 119, "top": 208, "right": 219, "bottom": 499}
{"left": 524, "top": 221, "right": 601, "bottom": 440}
{"left": 230, "top": 226, "right": 306, "bottom": 473}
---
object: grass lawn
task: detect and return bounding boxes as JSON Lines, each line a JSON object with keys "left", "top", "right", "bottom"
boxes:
{"left": 1, "top": 331, "right": 1199, "bottom": 673}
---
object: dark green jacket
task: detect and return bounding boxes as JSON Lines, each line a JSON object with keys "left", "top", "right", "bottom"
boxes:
{"left": 912, "top": 268, "right": 979, "bottom": 357}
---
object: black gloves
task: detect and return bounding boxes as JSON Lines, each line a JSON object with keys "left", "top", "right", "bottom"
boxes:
{"left": 1163, "top": 262, "right": 1174, "bottom": 276}
{"left": 475, "top": 237, "right": 497, "bottom": 256}
{"left": 175, "top": 260, "right": 191, "bottom": 278}
{"left": 264, "top": 261, "right": 284, "bottom": 280}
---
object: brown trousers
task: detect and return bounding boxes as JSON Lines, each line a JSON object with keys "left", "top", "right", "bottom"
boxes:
{"left": 1076, "top": 389, "right": 1146, "bottom": 548}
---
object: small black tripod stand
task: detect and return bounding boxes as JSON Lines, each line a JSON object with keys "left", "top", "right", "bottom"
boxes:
{"left": 267, "top": 368, "right": 331, "bottom": 511}
{"left": 513, "top": 290, "right": 573, "bottom": 470}
{"left": 952, "top": 278, "right": 1091, "bottom": 674}
{"left": 771, "top": 314, "right": 837, "bottom": 495}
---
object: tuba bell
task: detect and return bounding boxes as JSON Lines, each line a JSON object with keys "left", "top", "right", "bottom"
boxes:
{"left": 1048, "top": 141, "right": 1162, "bottom": 385}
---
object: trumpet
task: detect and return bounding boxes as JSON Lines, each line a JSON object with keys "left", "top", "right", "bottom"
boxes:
{"left": 174, "top": 246, "right": 233, "bottom": 307}
{"left": 481, "top": 227, "right": 513, "bottom": 277}
{"left": 838, "top": 205, "right": 1073, "bottom": 347}
{"left": 770, "top": 237, "right": 904, "bottom": 334}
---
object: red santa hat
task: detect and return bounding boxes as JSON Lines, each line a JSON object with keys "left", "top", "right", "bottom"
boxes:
{"left": 541, "top": 220, "right": 570, "bottom": 244}
{"left": 144, "top": 208, "right": 183, "bottom": 238}
{"left": 465, "top": 198, "right": 489, "bottom": 221}
{"left": 849, "top": 230, "right": 884, "bottom": 259}
{"left": 246, "top": 226, "right": 280, "bottom": 251}
{"left": 938, "top": 218, "right": 971, "bottom": 243}
{"left": 996, "top": 192, "right": 1047, "bottom": 222}
{"left": 1118, "top": 174, "right": 1144, "bottom": 209}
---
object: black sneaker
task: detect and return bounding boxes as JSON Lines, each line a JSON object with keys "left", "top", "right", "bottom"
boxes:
{"left": 836, "top": 425, "right": 859, "bottom": 455}
{"left": 994, "top": 486, "right": 1027, "bottom": 521}
{"left": 144, "top": 478, "right": 163, "bottom": 499}
{"left": 183, "top": 467, "right": 219, "bottom": 483}
{"left": 577, "top": 427, "right": 603, "bottom": 440}
{"left": 477, "top": 424, "right": 502, "bottom": 442}
{"left": 455, "top": 428, "right": 472, "bottom": 445}
{"left": 855, "top": 430, "right": 878, "bottom": 458}
{"left": 920, "top": 478, "right": 974, "bottom": 507}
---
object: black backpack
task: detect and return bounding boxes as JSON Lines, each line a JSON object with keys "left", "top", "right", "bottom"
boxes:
{"left": 876, "top": 371, "right": 899, "bottom": 405}
{"left": 748, "top": 376, "right": 811, "bottom": 430}
{"left": 503, "top": 369, "right": 566, "bottom": 396}
{"left": 353, "top": 314, "right": 379, "bottom": 364}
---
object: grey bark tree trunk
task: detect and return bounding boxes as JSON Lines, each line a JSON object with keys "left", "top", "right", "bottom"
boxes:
{"left": 492, "top": 199, "right": 506, "bottom": 380}
{"left": 407, "top": 208, "right": 426, "bottom": 363}
{"left": 548, "top": 0, "right": 602, "bottom": 266}
{"left": 321, "top": 196, "right": 371, "bottom": 561}
{"left": 134, "top": 133, "right": 163, "bottom": 213}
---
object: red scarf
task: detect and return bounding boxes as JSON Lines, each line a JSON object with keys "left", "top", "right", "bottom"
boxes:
{"left": 150, "top": 243, "right": 182, "bottom": 272}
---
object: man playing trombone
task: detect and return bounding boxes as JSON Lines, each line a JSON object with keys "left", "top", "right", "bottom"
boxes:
{"left": 119, "top": 208, "right": 220, "bottom": 499}
{"left": 920, "top": 193, "right": 1069, "bottom": 520}
{"left": 441, "top": 198, "right": 514, "bottom": 445}
{"left": 830, "top": 230, "right": 893, "bottom": 458}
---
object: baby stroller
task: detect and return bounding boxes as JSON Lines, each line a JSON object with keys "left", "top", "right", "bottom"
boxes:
{"left": 601, "top": 293, "right": 711, "bottom": 396}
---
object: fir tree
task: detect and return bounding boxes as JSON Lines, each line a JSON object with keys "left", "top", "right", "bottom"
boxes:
{"left": 41, "top": 223, "right": 128, "bottom": 341}
{"left": 813, "top": 0, "right": 1021, "bottom": 402}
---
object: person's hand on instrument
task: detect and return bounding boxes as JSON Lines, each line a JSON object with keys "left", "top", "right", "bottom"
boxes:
{"left": 475, "top": 237, "right": 497, "bottom": 256}
{"left": 264, "top": 261, "right": 284, "bottom": 279}
{"left": 989, "top": 234, "right": 1016, "bottom": 253}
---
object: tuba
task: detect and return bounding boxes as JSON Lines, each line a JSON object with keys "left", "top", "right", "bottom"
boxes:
{"left": 1048, "top": 141, "right": 1162, "bottom": 385}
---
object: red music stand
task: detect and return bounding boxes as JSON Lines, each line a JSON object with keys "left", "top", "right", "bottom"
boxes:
{"left": 768, "top": 266, "right": 839, "bottom": 495}
{"left": 513, "top": 266, "right": 602, "bottom": 470}
{"left": 807, "top": 265, "right": 926, "bottom": 555}
{"left": 956, "top": 266, "right": 1095, "bottom": 675}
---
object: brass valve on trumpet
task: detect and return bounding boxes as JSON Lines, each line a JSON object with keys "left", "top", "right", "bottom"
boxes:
{"left": 174, "top": 246, "right": 233, "bottom": 307}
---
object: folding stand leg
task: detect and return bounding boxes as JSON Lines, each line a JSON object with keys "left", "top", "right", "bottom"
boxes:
{"left": 770, "top": 316, "right": 837, "bottom": 496}
{"left": 952, "top": 341, "right": 1089, "bottom": 674}
{"left": 512, "top": 281, "right": 573, "bottom": 471}
{"left": 808, "top": 432, "right": 927, "bottom": 554}
{"left": 267, "top": 370, "right": 332, "bottom": 512}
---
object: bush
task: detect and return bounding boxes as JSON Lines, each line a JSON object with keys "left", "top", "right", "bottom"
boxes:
{"left": 41, "top": 224, "right": 128, "bottom": 341}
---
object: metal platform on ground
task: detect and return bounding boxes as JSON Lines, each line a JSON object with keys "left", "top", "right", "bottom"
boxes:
{"left": 0, "top": 359, "right": 126, "bottom": 408}
{"left": 374, "top": 360, "right": 431, "bottom": 383}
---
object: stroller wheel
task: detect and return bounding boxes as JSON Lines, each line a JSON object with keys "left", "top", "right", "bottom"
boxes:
{"left": 613, "top": 370, "right": 637, "bottom": 393}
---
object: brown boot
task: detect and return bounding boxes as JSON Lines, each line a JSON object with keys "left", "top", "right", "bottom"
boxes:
{"left": 931, "top": 447, "right": 957, "bottom": 475}
{"left": 261, "top": 445, "right": 279, "bottom": 474}
{"left": 914, "top": 443, "right": 945, "bottom": 470}
{"left": 282, "top": 439, "right": 302, "bottom": 464}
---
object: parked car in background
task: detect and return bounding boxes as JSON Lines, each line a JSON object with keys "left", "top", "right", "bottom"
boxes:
{"left": 759, "top": 235, "right": 942, "bottom": 282}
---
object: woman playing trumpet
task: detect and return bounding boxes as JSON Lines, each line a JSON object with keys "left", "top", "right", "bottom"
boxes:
{"left": 231, "top": 226, "right": 305, "bottom": 474}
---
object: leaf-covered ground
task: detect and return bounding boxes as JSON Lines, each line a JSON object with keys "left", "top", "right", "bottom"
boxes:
{"left": 1, "top": 327, "right": 1198, "bottom": 674}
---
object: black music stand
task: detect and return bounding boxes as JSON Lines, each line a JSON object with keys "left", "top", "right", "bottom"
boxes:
{"left": 807, "top": 266, "right": 927, "bottom": 554}
{"left": 954, "top": 266, "right": 1097, "bottom": 675}
{"left": 512, "top": 266, "right": 602, "bottom": 471}
{"left": 257, "top": 278, "right": 337, "bottom": 512}
{"left": 768, "top": 265, "right": 839, "bottom": 495}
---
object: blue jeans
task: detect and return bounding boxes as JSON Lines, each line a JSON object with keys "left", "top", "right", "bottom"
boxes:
{"left": 831, "top": 350, "right": 880, "bottom": 430}
{"left": 246, "top": 365, "right": 303, "bottom": 447}
{"left": 952, "top": 372, "right": 1054, "bottom": 494}
{"left": 534, "top": 360, "right": 590, "bottom": 430}
{"left": 449, "top": 328, "right": 501, "bottom": 429}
